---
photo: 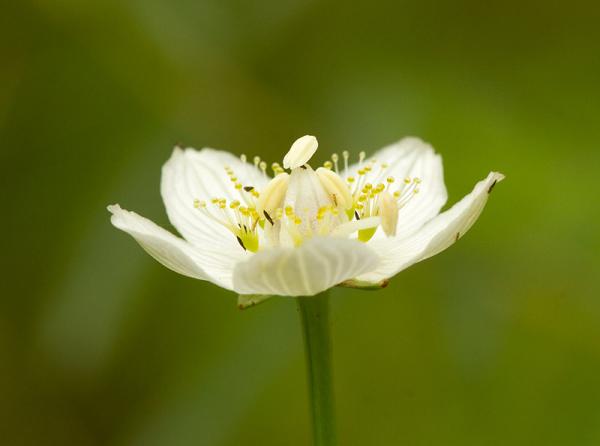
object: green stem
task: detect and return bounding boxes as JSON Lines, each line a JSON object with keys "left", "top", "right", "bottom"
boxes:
{"left": 297, "top": 292, "right": 337, "bottom": 446}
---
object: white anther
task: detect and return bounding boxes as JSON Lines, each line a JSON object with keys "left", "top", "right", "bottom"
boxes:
{"left": 315, "top": 167, "right": 353, "bottom": 210}
{"left": 256, "top": 172, "right": 290, "bottom": 215}
{"left": 380, "top": 191, "right": 399, "bottom": 237}
{"left": 283, "top": 135, "right": 318, "bottom": 169}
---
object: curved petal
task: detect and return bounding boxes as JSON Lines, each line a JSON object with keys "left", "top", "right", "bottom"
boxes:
{"left": 160, "top": 147, "right": 267, "bottom": 252}
{"left": 232, "top": 238, "right": 379, "bottom": 296}
{"left": 357, "top": 172, "right": 504, "bottom": 283}
{"left": 346, "top": 137, "right": 447, "bottom": 239}
{"left": 108, "top": 204, "right": 244, "bottom": 290}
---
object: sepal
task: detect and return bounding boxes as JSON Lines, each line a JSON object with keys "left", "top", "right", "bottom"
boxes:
{"left": 237, "top": 294, "right": 272, "bottom": 310}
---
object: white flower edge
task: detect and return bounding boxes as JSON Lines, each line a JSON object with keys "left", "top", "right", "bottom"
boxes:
{"left": 353, "top": 171, "right": 505, "bottom": 284}
{"left": 108, "top": 204, "right": 240, "bottom": 290}
{"left": 233, "top": 237, "right": 379, "bottom": 297}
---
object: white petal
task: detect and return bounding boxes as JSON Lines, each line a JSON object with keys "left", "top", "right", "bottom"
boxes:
{"left": 348, "top": 137, "right": 447, "bottom": 238}
{"left": 161, "top": 146, "right": 266, "bottom": 254}
{"left": 108, "top": 204, "right": 243, "bottom": 290}
{"left": 358, "top": 172, "right": 504, "bottom": 282}
{"left": 232, "top": 238, "right": 379, "bottom": 296}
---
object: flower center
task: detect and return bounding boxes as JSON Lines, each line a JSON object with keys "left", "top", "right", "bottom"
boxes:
{"left": 193, "top": 136, "right": 421, "bottom": 252}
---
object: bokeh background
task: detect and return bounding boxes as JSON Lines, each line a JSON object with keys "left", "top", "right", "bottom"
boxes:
{"left": 2, "top": 0, "right": 600, "bottom": 445}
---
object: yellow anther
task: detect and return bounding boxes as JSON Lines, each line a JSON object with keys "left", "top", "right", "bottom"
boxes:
{"left": 272, "top": 162, "right": 284, "bottom": 175}
{"left": 285, "top": 205, "right": 294, "bottom": 216}
{"left": 211, "top": 198, "right": 220, "bottom": 204}
{"left": 229, "top": 176, "right": 237, "bottom": 182}
{"left": 347, "top": 176, "right": 355, "bottom": 183}
{"left": 404, "top": 177, "right": 411, "bottom": 184}
{"left": 381, "top": 163, "right": 389, "bottom": 169}
{"left": 393, "top": 191, "right": 401, "bottom": 199}
{"left": 358, "top": 169, "right": 366, "bottom": 176}
{"left": 358, "top": 194, "right": 367, "bottom": 202}
{"left": 364, "top": 183, "right": 373, "bottom": 191}
{"left": 294, "top": 216, "right": 302, "bottom": 225}
{"left": 240, "top": 154, "right": 247, "bottom": 163}
{"left": 230, "top": 200, "right": 240, "bottom": 209}
{"left": 259, "top": 161, "right": 267, "bottom": 172}
{"left": 386, "top": 176, "right": 395, "bottom": 184}
{"left": 253, "top": 156, "right": 261, "bottom": 166}
{"left": 364, "top": 165, "right": 372, "bottom": 173}
{"left": 323, "top": 161, "right": 333, "bottom": 169}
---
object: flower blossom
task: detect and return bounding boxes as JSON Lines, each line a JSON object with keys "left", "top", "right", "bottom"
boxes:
{"left": 109, "top": 136, "right": 503, "bottom": 307}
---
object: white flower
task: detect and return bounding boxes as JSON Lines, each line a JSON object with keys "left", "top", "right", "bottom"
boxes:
{"left": 109, "top": 136, "right": 504, "bottom": 307}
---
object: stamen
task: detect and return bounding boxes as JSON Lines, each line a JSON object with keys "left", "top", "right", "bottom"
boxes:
{"left": 331, "top": 153, "right": 339, "bottom": 173}
{"left": 259, "top": 161, "right": 267, "bottom": 179}
{"left": 193, "top": 137, "right": 424, "bottom": 252}
{"left": 342, "top": 150, "right": 349, "bottom": 176}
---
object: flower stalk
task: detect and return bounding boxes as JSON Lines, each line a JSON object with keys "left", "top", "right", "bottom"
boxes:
{"left": 297, "top": 292, "right": 337, "bottom": 446}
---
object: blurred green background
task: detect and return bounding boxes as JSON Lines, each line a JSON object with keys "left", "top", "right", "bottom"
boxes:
{"left": 2, "top": 0, "right": 600, "bottom": 445}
